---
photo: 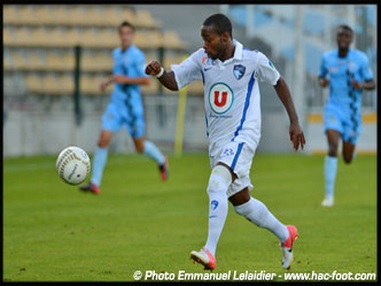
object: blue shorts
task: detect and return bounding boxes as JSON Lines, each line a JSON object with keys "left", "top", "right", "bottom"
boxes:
{"left": 102, "top": 101, "right": 145, "bottom": 138}
{"left": 323, "top": 104, "right": 361, "bottom": 144}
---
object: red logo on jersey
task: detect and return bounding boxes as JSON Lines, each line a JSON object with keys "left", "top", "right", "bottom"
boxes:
{"left": 214, "top": 91, "right": 228, "bottom": 107}
{"left": 208, "top": 83, "right": 234, "bottom": 114}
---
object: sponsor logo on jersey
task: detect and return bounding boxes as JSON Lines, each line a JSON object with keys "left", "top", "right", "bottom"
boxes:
{"left": 233, "top": 64, "right": 246, "bottom": 80}
{"left": 202, "top": 56, "right": 208, "bottom": 65}
{"left": 208, "top": 83, "right": 234, "bottom": 114}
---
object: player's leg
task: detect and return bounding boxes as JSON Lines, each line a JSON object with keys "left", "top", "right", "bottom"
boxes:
{"left": 190, "top": 162, "right": 234, "bottom": 270}
{"left": 322, "top": 105, "right": 343, "bottom": 207}
{"left": 229, "top": 188, "right": 289, "bottom": 241}
{"left": 191, "top": 141, "right": 253, "bottom": 270}
{"left": 92, "top": 130, "right": 113, "bottom": 185}
{"left": 80, "top": 103, "right": 121, "bottom": 194}
{"left": 342, "top": 141, "right": 356, "bottom": 164}
{"left": 341, "top": 115, "right": 360, "bottom": 164}
{"left": 230, "top": 188, "right": 298, "bottom": 269}
{"left": 130, "top": 117, "right": 168, "bottom": 181}
{"left": 322, "top": 129, "right": 340, "bottom": 206}
{"left": 79, "top": 130, "right": 113, "bottom": 194}
{"left": 133, "top": 136, "right": 166, "bottom": 167}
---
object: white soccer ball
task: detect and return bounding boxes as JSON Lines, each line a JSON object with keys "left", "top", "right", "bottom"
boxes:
{"left": 56, "top": 146, "right": 91, "bottom": 185}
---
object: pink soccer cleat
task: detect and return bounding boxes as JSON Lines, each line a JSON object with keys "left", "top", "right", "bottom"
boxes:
{"left": 79, "top": 182, "right": 101, "bottom": 194}
{"left": 281, "top": 225, "right": 299, "bottom": 270}
{"left": 190, "top": 247, "right": 216, "bottom": 270}
{"left": 159, "top": 156, "right": 169, "bottom": 181}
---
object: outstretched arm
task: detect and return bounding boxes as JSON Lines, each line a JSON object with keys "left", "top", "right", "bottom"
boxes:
{"left": 145, "top": 60, "right": 179, "bottom": 91}
{"left": 274, "top": 76, "right": 306, "bottom": 151}
{"left": 100, "top": 75, "right": 150, "bottom": 91}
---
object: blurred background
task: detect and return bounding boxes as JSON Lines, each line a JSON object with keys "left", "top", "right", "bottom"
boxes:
{"left": 3, "top": 4, "right": 377, "bottom": 157}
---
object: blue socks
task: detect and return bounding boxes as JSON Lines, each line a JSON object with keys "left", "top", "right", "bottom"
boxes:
{"left": 90, "top": 141, "right": 164, "bottom": 187}
{"left": 324, "top": 155, "right": 338, "bottom": 199}
{"left": 143, "top": 140, "right": 165, "bottom": 166}
{"left": 90, "top": 147, "right": 108, "bottom": 187}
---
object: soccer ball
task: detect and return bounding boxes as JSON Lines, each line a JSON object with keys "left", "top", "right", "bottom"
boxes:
{"left": 56, "top": 146, "right": 91, "bottom": 185}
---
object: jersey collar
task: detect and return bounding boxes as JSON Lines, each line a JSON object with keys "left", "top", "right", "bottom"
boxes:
{"left": 233, "top": 39, "right": 243, "bottom": 60}
{"left": 220, "top": 39, "right": 243, "bottom": 65}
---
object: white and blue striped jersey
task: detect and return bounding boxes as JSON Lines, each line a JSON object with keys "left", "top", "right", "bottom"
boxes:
{"left": 171, "top": 40, "right": 280, "bottom": 153}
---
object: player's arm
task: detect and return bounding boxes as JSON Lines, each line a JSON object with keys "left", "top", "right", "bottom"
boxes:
{"left": 318, "top": 54, "right": 329, "bottom": 88}
{"left": 145, "top": 60, "right": 179, "bottom": 91}
{"left": 318, "top": 76, "right": 329, "bottom": 88}
{"left": 113, "top": 75, "right": 150, "bottom": 85}
{"left": 100, "top": 75, "right": 150, "bottom": 90}
{"left": 274, "top": 76, "right": 306, "bottom": 151}
{"left": 351, "top": 78, "right": 376, "bottom": 90}
{"left": 352, "top": 55, "right": 376, "bottom": 90}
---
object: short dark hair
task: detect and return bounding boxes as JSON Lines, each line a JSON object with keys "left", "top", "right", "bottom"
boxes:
{"left": 337, "top": 24, "right": 353, "bottom": 36}
{"left": 203, "top": 13, "right": 232, "bottom": 38}
{"left": 119, "top": 21, "right": 135, "bottom": 32}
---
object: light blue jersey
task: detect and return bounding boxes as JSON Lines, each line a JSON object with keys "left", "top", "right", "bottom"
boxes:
{"left": 319, "top": 49, "right": 374, "bottom": 143}
{"left": 102, "top": 45, "right": 148, "bottom": 138}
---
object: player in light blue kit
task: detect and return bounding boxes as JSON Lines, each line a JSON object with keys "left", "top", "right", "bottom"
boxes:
{"left": 318, "top": 25, "right": 375, "bottom": 207}
{"left": 80, "top": 21, "right": 168, "bottom": 194}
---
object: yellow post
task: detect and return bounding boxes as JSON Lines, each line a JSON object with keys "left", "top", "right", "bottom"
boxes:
{"left": 174, "top": 84, "right": 188, "bottom": 157}
{"left": 174, "top": 54, "right": 190, "bottom": 157}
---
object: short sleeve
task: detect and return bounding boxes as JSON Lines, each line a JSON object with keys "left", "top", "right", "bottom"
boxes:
{"left": 255, "top": 51, "right": 280, "bottom": 86}
{"left": 360, "top": 54, "right": 374, "bottom": 81}
{"left": 170, "top": 50, "right": 203, "bottom": 89}
{"left": 134, "top": 51, "right": 148, "bottom": 77}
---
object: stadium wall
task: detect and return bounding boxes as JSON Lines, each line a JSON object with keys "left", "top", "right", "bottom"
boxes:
{"left": 3, "top": 104, "right": 377, "bottom": 157}
{"left": 3, "top": 94, "right": 209, "bottom": 157}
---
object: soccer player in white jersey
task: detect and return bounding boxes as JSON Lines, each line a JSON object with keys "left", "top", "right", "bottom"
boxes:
{"left": 146, "top": 13, "right": 305, "bottom": 270}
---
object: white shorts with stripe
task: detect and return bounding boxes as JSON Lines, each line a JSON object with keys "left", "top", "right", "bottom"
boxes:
{"left": 209, "top": 140, "right": 257, "bottom": 198}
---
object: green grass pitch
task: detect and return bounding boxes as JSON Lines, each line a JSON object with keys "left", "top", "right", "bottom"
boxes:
{"left": 3, "top": 153, "right": 377, "bottom": 282}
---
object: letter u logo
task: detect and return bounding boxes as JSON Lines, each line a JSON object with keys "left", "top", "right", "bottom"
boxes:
{"left": 214, "top": 91, "right": 228, "bottom": 107}
{"left": 208, "top": 83, "right": 234, "bottom": 114}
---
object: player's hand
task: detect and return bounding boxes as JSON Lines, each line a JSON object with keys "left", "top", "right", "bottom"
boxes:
{"left": 145, "top": 60, "right": 163, "bottom": 77}
{"left": 100, "top": 77, "right": 112, "bottom": 91}
{"left": 351, "top": 79, "right": 363, "bottom": 90}
{"left": 318, "top": 78, "right": 329, "bottom": 88}
{"left": 100, "top": 81, "right": 107, "bottom": 92}
{"left": 289, "top": 122, "right": 306, "bottom": 152}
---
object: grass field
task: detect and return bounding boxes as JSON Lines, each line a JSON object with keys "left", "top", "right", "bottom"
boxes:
{"left": 3, "top": 152, "right": 377, "bottom": 282}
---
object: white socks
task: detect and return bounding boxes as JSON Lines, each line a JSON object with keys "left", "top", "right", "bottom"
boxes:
{"left": 204, "top": 165, "right": 290, "bottom": 256}
{"left": 204, "top": 166, "right": 232, "bottom": 256}
{"left": 234, "top": 197, "right": 289, "bottom": 243}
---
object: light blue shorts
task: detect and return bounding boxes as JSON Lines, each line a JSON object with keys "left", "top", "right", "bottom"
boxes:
{"left": 102, "top": 101, "right": 145, "bottom": 139}
{"left": 323, "top": 104, "right": 361, "bottom": 144}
